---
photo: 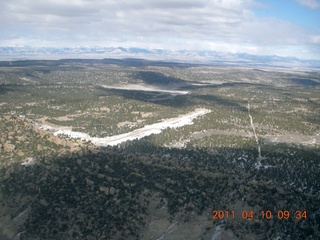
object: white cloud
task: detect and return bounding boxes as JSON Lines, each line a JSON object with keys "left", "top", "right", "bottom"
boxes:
{"left": 296, "top": 0, "right": 320, "bottom": 9}
{"left": 310, "top": 35, "right": 320, "bottom": 44}
{"left": 0, "top": 0, "right": 319, "bottom": 59}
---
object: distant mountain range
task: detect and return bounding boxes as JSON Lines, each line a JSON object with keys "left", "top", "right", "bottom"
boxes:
{"left": 0, "top": 46, "right": 319, "bottom": 70}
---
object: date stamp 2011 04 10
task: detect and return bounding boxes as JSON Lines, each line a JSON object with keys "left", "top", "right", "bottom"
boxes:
{"left": 212, "top": 210, "right": 307, "bottom": 220}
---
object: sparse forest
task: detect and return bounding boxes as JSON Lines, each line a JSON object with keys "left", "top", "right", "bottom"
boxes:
{"left": 0, "top": 59, "right": 319, "bottom": 239}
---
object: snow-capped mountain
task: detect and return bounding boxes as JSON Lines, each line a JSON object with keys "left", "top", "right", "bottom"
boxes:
{"left": 0, "top": 46, "right": 319, "bottom": 70}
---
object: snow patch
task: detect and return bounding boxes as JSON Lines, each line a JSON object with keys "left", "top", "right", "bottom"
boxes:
{"left": 21, "top": 157, "right": 36, "bottom": 166}
{"left": 40, "top": 125, "right": 55, "bottom": 131}
{"left": 54, "top": 108, "right": 211, "bottom": 146}
{"left": 101, "top": 84, "right": 189, "bottom": 95}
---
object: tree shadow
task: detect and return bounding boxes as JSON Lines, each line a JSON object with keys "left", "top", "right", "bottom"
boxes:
{"left": 287, "top": 78, "right": 320, "bottom": 86}
{"left": 1, "top": 138, "right": 319, "bottom": 239}
{"left": 0, "top": 84, "right": 19, "bottom": 95}
{"left": 97, "top": 75, "right": 264, "bottom": 111}
{"left": 97, "top": 86, "right": 196, "bottom": 108}
{"left": 131, "top": 71, "right": 187, "bottom": 85}
{"left": 193, "top": 94, "right": 248, "bottom": 112}
{"left": 102, "top": 58, "right": 197, "bottom": 68}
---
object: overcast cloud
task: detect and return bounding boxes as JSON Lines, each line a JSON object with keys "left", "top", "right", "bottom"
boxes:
{"left": 1, "top": 0, "right": 319, "bottom": 59}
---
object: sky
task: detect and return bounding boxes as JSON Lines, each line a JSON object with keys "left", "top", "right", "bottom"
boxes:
{"left": 1, "top": 0, "right": 320, "bottom": 59}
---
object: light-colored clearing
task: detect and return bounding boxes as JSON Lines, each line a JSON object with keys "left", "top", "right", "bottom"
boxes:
{"left": 101, "top": 84, "right": 189, "bottom": 95}
{"left": 54, "top": 116, "right": 74, "bottom": 121}
{"left": 54, "top": 108, "right": 211, "bottom": 146}
{"left": 19, "top": 77, "right": 37, "bottom": 84}
{"left": 117, "top": 121, "right": 137, "bottom": 128}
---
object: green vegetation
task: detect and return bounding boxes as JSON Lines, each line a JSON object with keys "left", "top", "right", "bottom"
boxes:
{"left": 0, "top": 59, "right": 319, "bottom": 239}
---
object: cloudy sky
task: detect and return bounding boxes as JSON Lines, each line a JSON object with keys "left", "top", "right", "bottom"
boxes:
{"left": 1, "top": 0, "right": 320, "bottom": 59}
